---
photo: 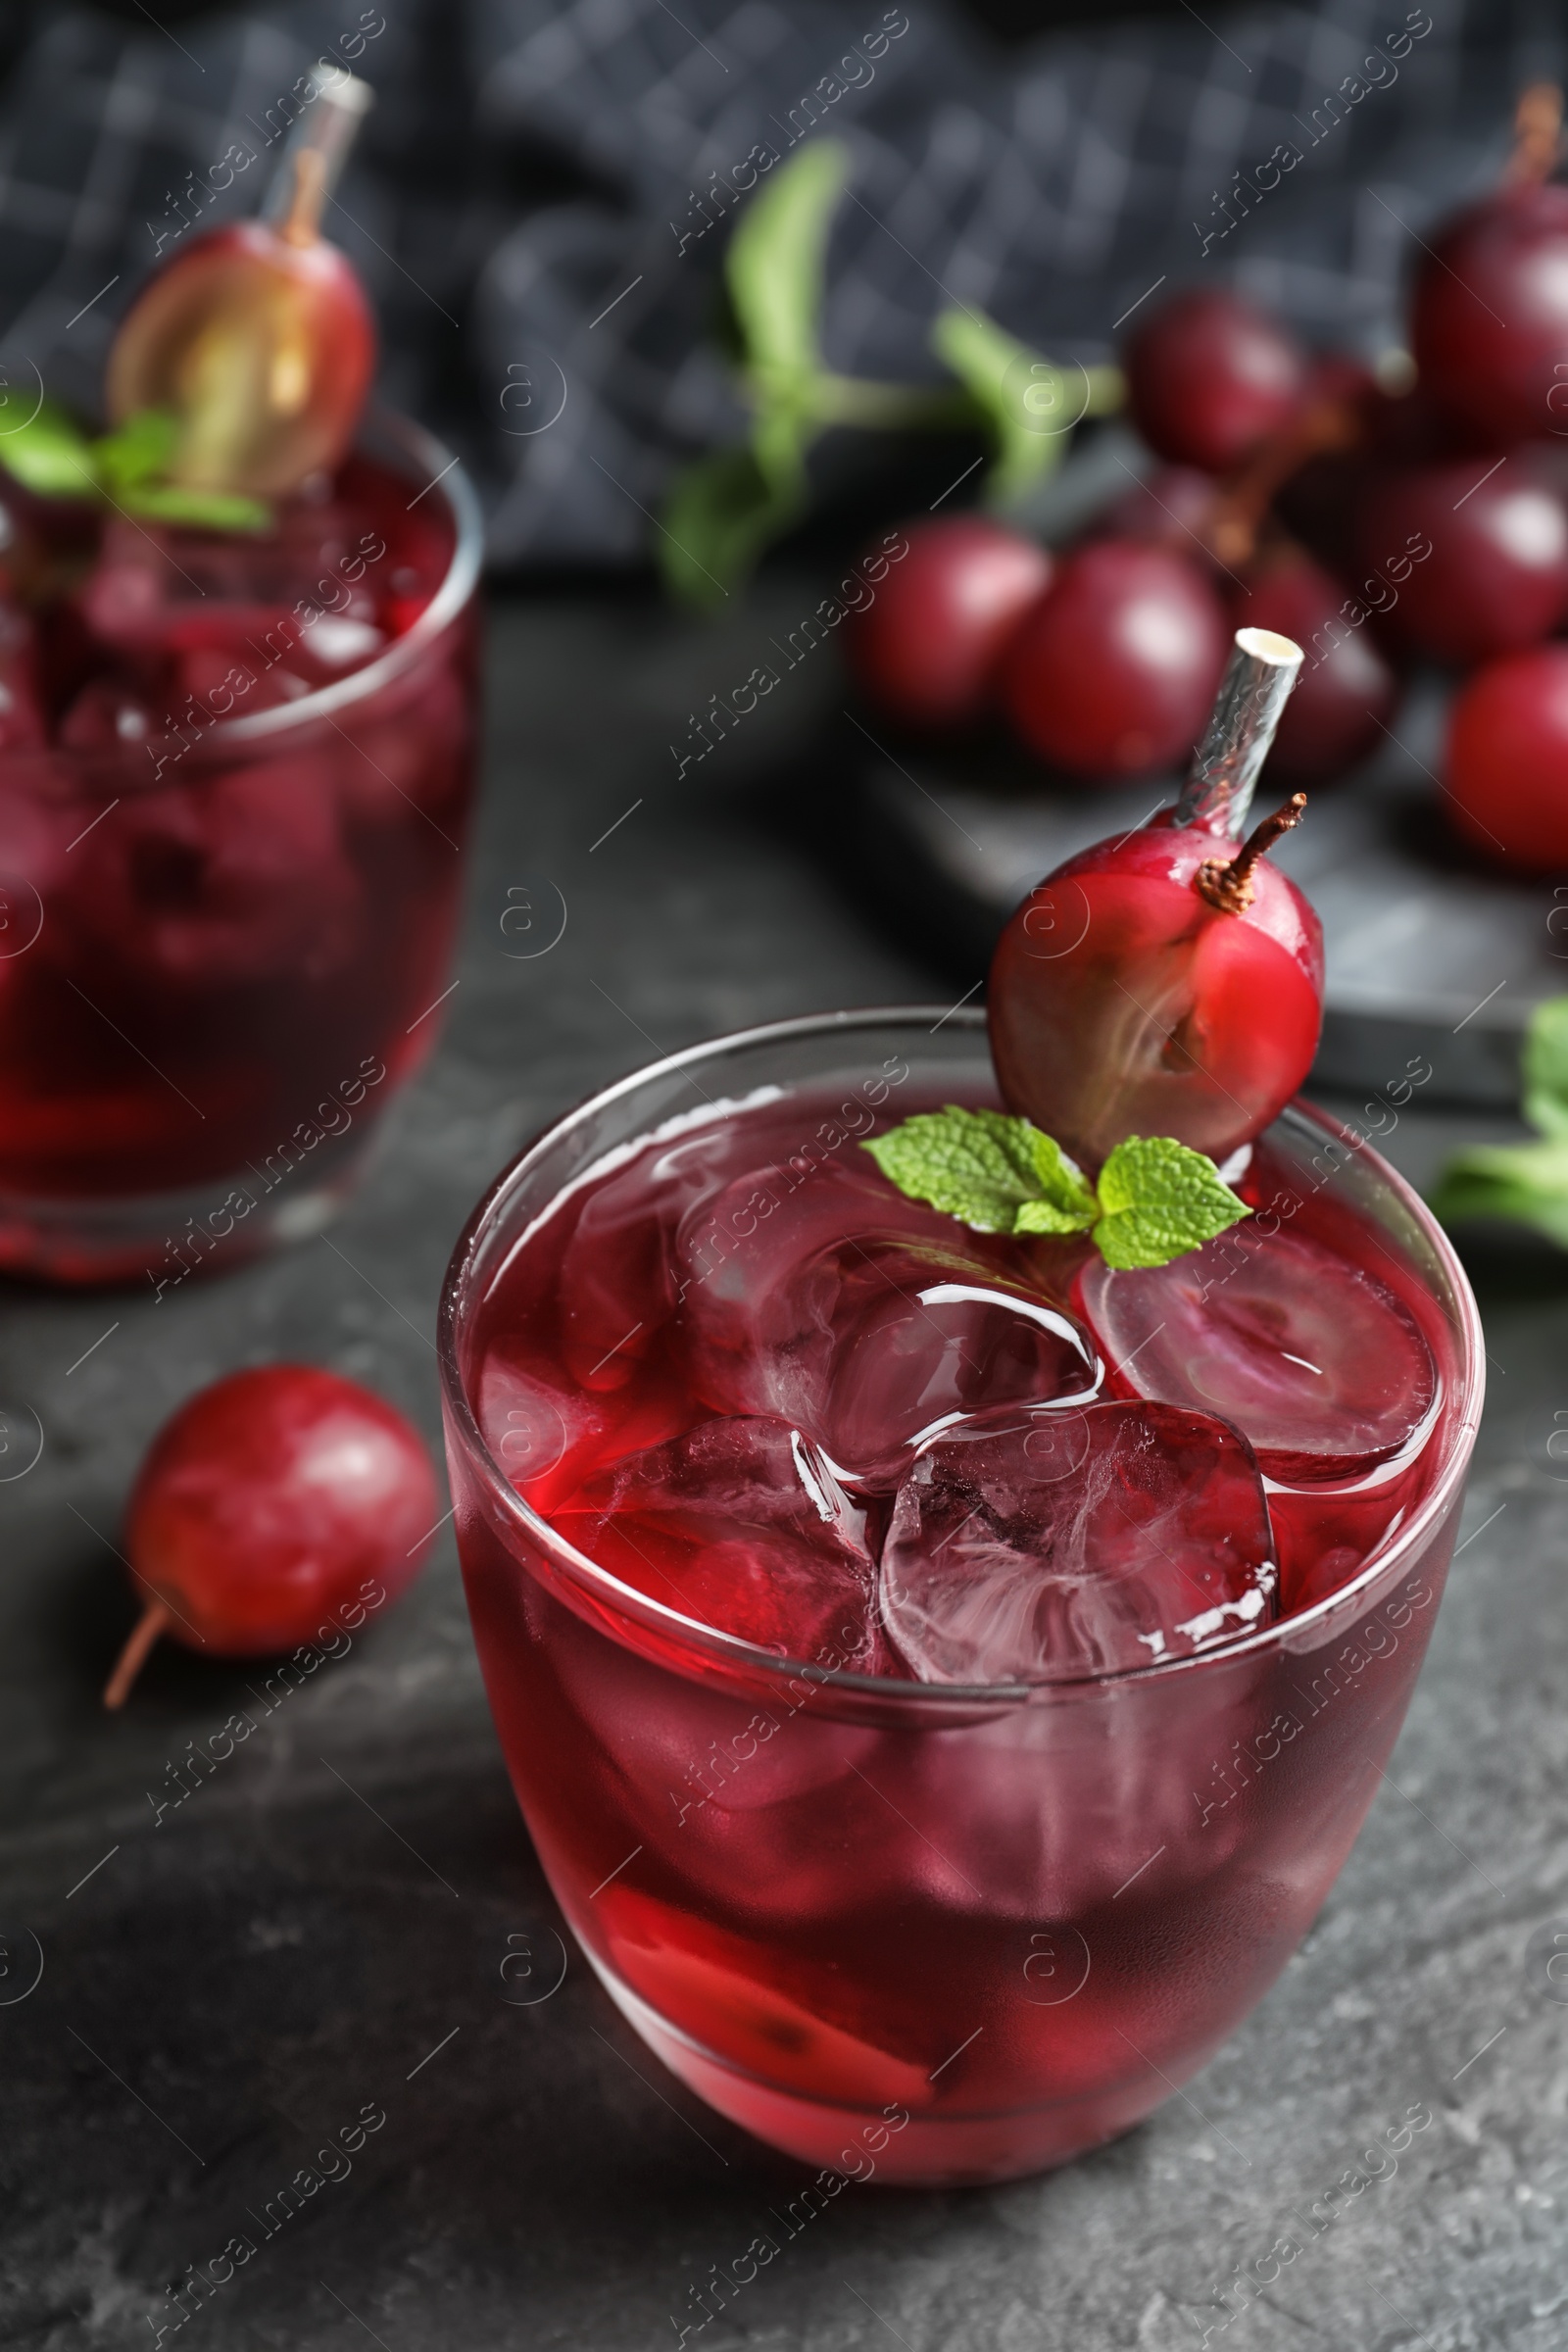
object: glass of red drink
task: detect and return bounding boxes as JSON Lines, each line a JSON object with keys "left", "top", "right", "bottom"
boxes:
{"left": 0, "top": 410, "right": 480, "bottom": 1286}
{"left": 439, "top": 1008, "right": 1482, "bottom": 2186}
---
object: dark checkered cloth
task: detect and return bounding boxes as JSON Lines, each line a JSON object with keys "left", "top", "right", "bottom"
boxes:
{"left": 0, "top": 0, "right": 1559, "bottom": 565}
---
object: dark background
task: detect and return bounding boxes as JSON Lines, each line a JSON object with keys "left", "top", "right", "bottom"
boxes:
{"left": 0, "top": 0, "right": 1556, "bottom": 569}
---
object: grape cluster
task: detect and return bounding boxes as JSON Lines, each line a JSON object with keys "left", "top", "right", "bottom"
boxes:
{"left": 846, "top": 87, "right": 1568, "bottom": 875}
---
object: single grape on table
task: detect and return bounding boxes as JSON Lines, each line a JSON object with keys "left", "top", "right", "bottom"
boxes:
{"left": 104, "top": 1366, "right": 439, "bottom": 1706}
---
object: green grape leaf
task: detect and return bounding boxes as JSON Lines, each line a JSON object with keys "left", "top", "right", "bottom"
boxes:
{"left": 1522, "top": 994, "right": 1568, "bottom": 1139}
{"left": 92, "top": 407, "right": 180, "bottom": 492}
{"left": 659, "top": 443, "right": 804, "bottom": 608}
{"left": 725, "top": 139, "right": 848, "bottom": 395}
{"left": 861, "top": 1104, "right": 1098, "bottom": 1238}
{"left": 0, "top": 398, "right": 97, "bottom": 498}
{"left": 1092, "top": 1135, "right": 1252, "bottom": 1270}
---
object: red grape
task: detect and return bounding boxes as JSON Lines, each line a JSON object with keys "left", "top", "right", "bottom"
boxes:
{"left": 108, "top": 182, "right": 375, "bottom": 498}
{"left": 1354, "top": 455, "right": 1568, "bottom": 664}
{"left": 1237, "top": 549, "right": 1397, "bottom": 782}
{"left": 1125, "top": 289, "right": 1305, "bottom": 476}
{"left": 1361, "top": 380, "right": 1489, "bottom": 465}
{"left": 989, "top": 807, "right": 1323, "bottom": 1172}
{"left": 1410, "top": 179, "right": 1568, "bottom": 447}
{"left": 1003, "top": 540, "right": 1229, "bottom": 780}
{"left": 1445, "top": 643, "right": 1568, "bottom": 871}
{"left": 104, "top": 1365, "right": 439, "bottom": 1705}
{"left": 1091, "top": 465, "right": 1222, "bottom": 564}
{"left": 843, "top": 515, "right": 1051, "bottom": 728}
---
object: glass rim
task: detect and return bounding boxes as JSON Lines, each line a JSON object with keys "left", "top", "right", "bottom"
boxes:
{"left": 437, "top": 1005, "right": 1486, "bottom": 1711}
{"left": 117, "top": 406, "right": 481, "bottom": 757}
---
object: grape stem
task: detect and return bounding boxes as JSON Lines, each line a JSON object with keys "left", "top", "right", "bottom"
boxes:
{"left": 103, "top": 1598, "right": 172, "bottom": 1710}
{"left": 1206, "top": 393, "right": 1360, "bottom": 570}
{"left": 1196, "top": 792, "right": 1308, "bottom": 915}
{"left": 1507, "top": 82, "right": 1562, "bottom": 187}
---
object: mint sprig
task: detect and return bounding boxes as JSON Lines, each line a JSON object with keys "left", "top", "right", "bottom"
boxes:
{"left": 661, "top": 140, "right": 1121, "bottom": 606}
{"left": 1522, "top": 993, "right": 1568, "bottom": 1139}
{"left": 0, "top": 398, "right": 270, "bottom": 532}
{"left": 930, "top": 308, "right": 1120, "bottom": 509}
{"left": 1431, "top": 995, "right": 1568, "bottom": 1243}
{"left": 1090, "top": 1134, "right": 1251, "bottom": 1269}
{"left": 860, "top": 1106, "right": 1250, "bottom": 1270}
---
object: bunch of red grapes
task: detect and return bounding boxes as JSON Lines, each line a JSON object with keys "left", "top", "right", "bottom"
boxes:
{"left": 847, "top": 93, "right": 1568, "bottom": 874}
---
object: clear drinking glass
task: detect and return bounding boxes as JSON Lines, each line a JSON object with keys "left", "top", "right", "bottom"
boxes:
{"left": 0, "top": 411, "right": 481, "bottom": 1285}
{"left": 439, "top": 1008, "right": 1483, "bottom": 2186}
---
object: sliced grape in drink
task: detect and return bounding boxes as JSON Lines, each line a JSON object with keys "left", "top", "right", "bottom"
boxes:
{"left": 1076, "top": 1226, "right": 1440, "bottom": 1485}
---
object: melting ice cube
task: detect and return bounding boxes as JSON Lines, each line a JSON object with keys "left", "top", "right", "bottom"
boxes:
{"left": 552, "top": 1413, "right": 882, "bottom": 1667}
{"left": 880, "top": 1399, "right": 1277, "bottom": 1685}
{"left": 678, "top": 1163, "right": 1100, "bottom": 1484}
{"left": 77, "top": 508, "right": 384, "bottom": 659}
{"left": 555, "top": 1125, "right": 742, "bottom": 1393}
{"left": 820, "top": 1257, "right": 1101, "bottom": 1487}
{"left": 66, "top": 763, "right": 362, "bottom": 985}
{"left": 478, "top": 1348, "right": 612, "bottom": 1511}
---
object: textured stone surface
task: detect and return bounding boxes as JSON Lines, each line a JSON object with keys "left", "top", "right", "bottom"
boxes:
{"left": 1, "top": 595, "right": 1563, "bottom": 2352}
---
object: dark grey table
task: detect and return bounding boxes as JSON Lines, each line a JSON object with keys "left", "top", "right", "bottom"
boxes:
{"left": 3, "top": 591, "right": 1563, "bottom": 2352}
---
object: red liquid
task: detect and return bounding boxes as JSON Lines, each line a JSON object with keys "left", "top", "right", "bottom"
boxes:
{"left": 452, "top": 1087, "right": 1466, "bottom": 2181}
{"left": 0, "top": 447, "right": 475, "bottom": 1280}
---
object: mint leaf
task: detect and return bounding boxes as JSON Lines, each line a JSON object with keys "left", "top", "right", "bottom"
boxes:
{"left": 1430, "top": 1137, "right": 1568, "bottom": 1248}
{"left": 1431, "top": 992, "right": 1568, "bottom": 1244}
{"left": 94, "top": 410, "right": 271, "bottom": 528}
{"left": 659, "top": 444, "right": 803, "bottom": 608}
{"left": 0, "top": 398, "right": 96, "bottom": 498}
{"left": 1092, "top": 1135, "right": 1251, "bottom": 1270}
{"left": 862, "top": 1110, "right": 1248, "bottom": 1264}
{"left": 726, "top": 140, "right": 847, "bottom": 395}
{"left": 861, "top": 1105, "right": 1095, "bottom": 1237}
{"left": 93, "top": 407, "right": 179, "bottom": 493}
{"left": 931, "top": 307, "right": 1123, "bottom": 510}
{"left": 117, "top": 481, "right": 271, "bottom": 532}
{"left": 0, "top": 398, "right": 272, "bottom": 531}
{"left": 931, "top": 308, "right": 1064, "bottom": 507}
{"left": 1011, "top": 1129, "right": 1099, "bottom": 1233}
{"left": 661, "top": 142, "right": 847, "bottom": 603}
{"left": 1523, "top": 995, "right": 1568, "bottom": 1139}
